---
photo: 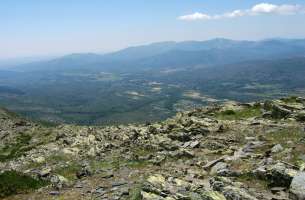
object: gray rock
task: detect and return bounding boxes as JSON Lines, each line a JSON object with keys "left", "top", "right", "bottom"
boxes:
{"left": 222, "top": 186, "right": 258, "bottom": 200}
{"left": 203, "top": 156, "right": 227, "bottom": 170}
{"left": 151, "top": 155, "right": 166, "bottom": 166}
{"left": 95, "top": 186, "right": 106, "bottom": 194}
{"left": 37, "top": 167, "right": 51, "bottom": 177}
{"left": 271, "top": 144, "right": 284, "bottom": 153}
{"left": 142, "top": 174, "right": 167, "bottom": 197}
{"left": 200, "top": 191, "right": 226, "bottom": 200}
{"left": 49, "top": 191, "right": 60, "bottom": 196}
{"left": 210, "top": 162, "right": 228, "bottom": 175}
{"left": 262, "top": 111, "right": 272, "bottom": 118}
{"left": 168, "top": 132, "right": 191, "bottom": 142}
{"left": 266, "top": 162, "right": 297, "bottom": 187}
{"left": 296, "top": 97, "right": 305, "bottom": 103}
{"left": 228, "top": 141, "right": 265, "bottom": 161}
{"left": 188, "top": 127, "right": 210, "bottom": 135}
{"left": 50, "top": 175, "right": 69, "bottom": 189}
{"left": 270, "top": 187, "right": 285, "bottom": 193}
{"left": 76, "top": 162, "right": 93, "bottom": 179}
{"left": 289, "top": 172, "right": 305, "bottom": 200}
{"left": 245, "top": 137, "right": 256, "bottom": 141}
{"left": 183, "top": 140, "right": 200, "bottom": 148}
{"left": 210, "top": 177, "right": 258, "bottom": 200}
{"left": 112, "top": 181, "right": 128, "bottom": 187}
{"left": 271, "top": 105, "right": 292, "bottom": 119}
{"left": 74, "top": 182, "right": 84, "bottom": 188}
{"left": 243, "top": 141, "right": 265, "bottom": 153}
{"left": 170, "top": 149, "right": 195, "bottom": 158}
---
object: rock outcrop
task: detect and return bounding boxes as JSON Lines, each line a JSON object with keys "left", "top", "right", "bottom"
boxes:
{"left": 0, "top": 96, "right": 305, "bottom": 199}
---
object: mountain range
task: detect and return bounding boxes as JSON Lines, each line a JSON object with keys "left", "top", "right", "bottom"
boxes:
{"left": 0, "top": 38, "right": 304, "bottom": 124}
{"left": 10, "top": 38, "right": 305, "bottom": 72}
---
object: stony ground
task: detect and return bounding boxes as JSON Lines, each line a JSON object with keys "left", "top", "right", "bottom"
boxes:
{"left": 0, "top": 96, "right": 305, "bottom": 200}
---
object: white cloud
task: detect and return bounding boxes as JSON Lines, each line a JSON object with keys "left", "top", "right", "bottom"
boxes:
{"left": 251, "top": 3, "right": 277, "bottom": 14}
{"left": 251, "top": 3, "right": 302, "bottom": 15}
{"left": 178, "top": 3, "right": 303, "bottom": 21}
{"left": 178, "top": 12, "right": 211, "bottom": 21}
{"left": 224, "top": 10, "right": 247, "bottom": 18}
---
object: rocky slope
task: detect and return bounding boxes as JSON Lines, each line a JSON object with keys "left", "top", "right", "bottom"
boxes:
{"left": 0, "top": 96, "right": 305, "bottom": 200}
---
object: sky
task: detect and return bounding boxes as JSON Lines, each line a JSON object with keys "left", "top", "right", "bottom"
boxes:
{"left": 1, "top": 0, "right": 305, "bottom": 59}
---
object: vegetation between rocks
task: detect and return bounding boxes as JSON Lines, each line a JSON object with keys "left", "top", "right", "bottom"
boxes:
{"left": 0, "top": 171, "right": 48, "bottom": 198}
{"left": 215, "top": 106, "right": 262, "bottom": 120}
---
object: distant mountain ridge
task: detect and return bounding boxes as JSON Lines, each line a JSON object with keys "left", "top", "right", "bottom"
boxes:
{"left": 11, "top": 38, "right": 305, "bottom": 72}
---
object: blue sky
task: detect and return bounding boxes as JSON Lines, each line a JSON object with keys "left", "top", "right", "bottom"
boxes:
{"left": 1, "top": 0, "right": 305, "bottom": 59}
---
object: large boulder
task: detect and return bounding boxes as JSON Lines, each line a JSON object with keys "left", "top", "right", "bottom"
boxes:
{"left": 266, "top": 162, "right": 297, "bottom": 187}
{"left": 271, "top": 105, "right": 292, "bottom": 119}
{"left": 210, "top": 162, "right": 229, "bottom": 175}
{"left": 222, "top": 186, "right": 258, "bottom": 200}
{"left": 147, "top": 174, "right": 166, "bottom": 189}
{"left": 271, "top": 144, "right": 284, "bottom": 153}
{"left": 289, "top": 172, "right": 305, "bottom": 200}
{"left": 264, "top": 100, "right": 293, "bottom": 119}
{"left": 142, "top": 174, "right": 167, "bottom": 197}
{"left": 296, "top": 97, "right": 305, "bottom": 103}
{"left": 50, "top": 174, "right": 69, "bottom": 189}
{"left": 210, "top": 177, "right": 258, "bottom": 200}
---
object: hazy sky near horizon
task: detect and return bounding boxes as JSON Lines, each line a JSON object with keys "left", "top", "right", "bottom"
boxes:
{"left": 1, "top": 0, "right": 305, "bottom": 59}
